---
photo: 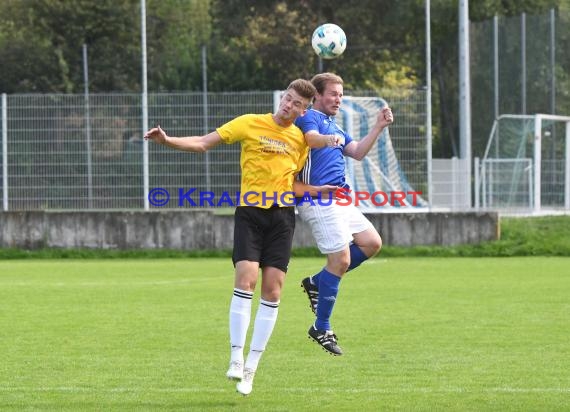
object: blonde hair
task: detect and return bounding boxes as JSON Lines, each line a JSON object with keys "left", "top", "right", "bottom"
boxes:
{"left": 287, "top": 79, "right": 317, "bottom": 103}
{"left": 311, "top": 72, "right": 344, "bottom": 94}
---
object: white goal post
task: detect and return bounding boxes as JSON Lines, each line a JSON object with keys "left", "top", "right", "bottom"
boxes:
{"left": 533, "top": 115, "right": 570, "bottom": 211}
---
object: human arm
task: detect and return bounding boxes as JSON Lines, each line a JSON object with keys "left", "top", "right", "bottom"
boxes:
{"left": 293, "top": 180, "right": 339, "bottom": 197}
{"left": 144, "top": 125, "right": 222, "bottom": 153}
{"left": 343, "top": 106, "right": 394, "bottom": 160}
{"left": 296, "top": 109, "right": 342, "bottom": 148}
{"left": 304, "top": 131, "right": 344, "bottom": 148}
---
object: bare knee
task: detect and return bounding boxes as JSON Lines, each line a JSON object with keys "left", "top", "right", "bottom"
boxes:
{"left": 371, "top": 235, "right": 382, "bottom": 255}
{"left": 260, "top": 267, "right": 285, "bottom": 302}
{"left": 355, "top": 229, "right": 383, "bottom": 258}
{"left": 326, "top": 250, "right": 350, "bottom": 275}
{"left": 235, "top": 277, "right": 257, "bottom": 292}
{"left": 261, "top": 283, "right": 282, "bottom": 301}
{"left": 234, "top": 260, "right": 259, "bottom": 292}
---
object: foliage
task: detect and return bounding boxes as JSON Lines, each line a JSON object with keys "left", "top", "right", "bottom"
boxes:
{"left": 0, "top": 0, "right": 211, "bottom": 93}
{"left": 146, "top": 0, "right": 212, "bottom": 91}
{"left": 0, "top": 0, "right": 138, "bottom": 92}
{"left": 0, "top": 0, "right": 568, "bottom": 158}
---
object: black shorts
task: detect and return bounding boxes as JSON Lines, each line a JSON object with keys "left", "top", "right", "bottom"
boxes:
{"left": 232, "top": 206, "right": 296, "bottom": 273}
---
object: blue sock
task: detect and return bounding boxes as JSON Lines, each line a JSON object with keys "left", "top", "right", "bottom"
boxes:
{"left": 315, "top": 269, "right": 341, "bottom": 331}
{"left": 311, "top": 244, "right": 368, "bottom": 283}
{"left": 347, "top": 243, "right": 368, "bottom": 272}
{"left": 310, "top": 272, "right": 320, "bottom": 286}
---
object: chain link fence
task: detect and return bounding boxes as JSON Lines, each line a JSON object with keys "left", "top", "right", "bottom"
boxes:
{"left": 1, "top": 89, "right": 428, "bottom": 211}
{"left": 471, "top": 9, "right": 570, "bottom": 156}
{"left": 471, "top": 9, "right": 570, "bottom": 214}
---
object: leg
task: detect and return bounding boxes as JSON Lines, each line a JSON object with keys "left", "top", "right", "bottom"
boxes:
{"left": 298, "top": 202, "right": 351, "bottom": 314}
{"left": 234, "top": 260, "right": 261, "bottom": 291}
{"left": 237, "top": 206, "right": 294, "bottom": 395}
{"left": 240, "top": 266, "right": 285, "bottom": 383}
{"left": 348, "top": 227, "right": 382, "bottom": 271}
{"left": 227, "top": 260, "right": 259, "bottom": 381}
{"left": 304, "top": 229, "right": 380, "bottom": 311}
{"left": 259, "top": 265, "right": 285, "bottom": 302}
{"left": 227, "top": 207, "right": 265, "bottom": 381}
{"left": 300, "top": 206, "right": 377, "bottom": 355}
{"left": 317, "top": 247, "right": 350, "bottom": 330}
{"left": 306, "top": 248, "right": 348, "bottom": 356}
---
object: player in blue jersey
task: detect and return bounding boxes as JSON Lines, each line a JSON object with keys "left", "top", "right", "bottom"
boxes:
{"left": 293, "top": 72, "right": 394, "bottom": 355}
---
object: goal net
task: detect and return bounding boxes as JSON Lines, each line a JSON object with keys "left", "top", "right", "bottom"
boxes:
{"left": 336, "top": 96, "right": 428, "bottom": 209}
{"left": 480, "top": 158, "right": 533, "bottom": 210}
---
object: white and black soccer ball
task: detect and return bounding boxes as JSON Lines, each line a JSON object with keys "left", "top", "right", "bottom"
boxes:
{"left": 311, "top": 23, "right": 347, "bottom": 59}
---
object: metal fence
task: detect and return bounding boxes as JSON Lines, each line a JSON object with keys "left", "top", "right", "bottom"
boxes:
{"left": 470, "top": 9, "right": 570, "bottom": 158}
{"left": 469, "top": 9, "right": 570, "bottom": 214}
{"left": 475, "top": 114, "right": 570, "bottom": 214}
{"left": 1, "top": 90, "right": 430, "bottom": 211}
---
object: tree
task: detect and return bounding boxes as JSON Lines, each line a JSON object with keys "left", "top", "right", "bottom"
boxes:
{"left": 146, "top": 0, "right": 212, "bottom": 91}
{"left": 0, "top": 0, "right": 141, "bottom": 93}
{"left": 0, "top": 0, "right": 567, "bottom": 160}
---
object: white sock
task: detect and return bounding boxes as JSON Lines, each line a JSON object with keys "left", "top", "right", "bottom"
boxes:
{"left": 229, "top": 288, "right": 253, "bottom": 364}
{"left": 245, "top": 299, "right": 279, "bottom": 371}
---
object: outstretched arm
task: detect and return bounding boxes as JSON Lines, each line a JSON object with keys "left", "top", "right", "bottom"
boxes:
{"left": 343, "top": 106, "right": 394, "bottom": 160}
{"left": 144, "top": 125, "right": 222, "bottom": 153}
{"left": 304, "top": 131, "right": 344, "bottom": 148}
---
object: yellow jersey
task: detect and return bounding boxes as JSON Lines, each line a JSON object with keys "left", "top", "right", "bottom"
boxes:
{"left": 217, "top": 113, "right": 308, "bottom": 208}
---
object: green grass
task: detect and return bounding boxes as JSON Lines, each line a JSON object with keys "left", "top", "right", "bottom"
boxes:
{"left": 1, "top": 257, "right": 569, "bottom": 411}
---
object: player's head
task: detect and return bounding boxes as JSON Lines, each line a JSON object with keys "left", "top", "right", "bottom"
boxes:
{"left": 311, "top": 72, "right": 344, "bottom": 116}
{"left": 287, "top": 79, "right": 317, "bottom": 104}
{"left": 275, "top": 79, "right": 316, "bottom": 125}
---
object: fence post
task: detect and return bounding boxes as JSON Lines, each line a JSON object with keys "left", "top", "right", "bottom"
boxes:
{"left": 425, "top": 0, "right": 433, "bottom": 211}
{"left": 533, "top": 115, "right": 542, "bottom": 213}
{"left": 564, "top": 122, "right": 570, "bottom": 210}
{"left": 202, "top": 45, "right": 211, "bottom": 193}
{"left": 83, "top": 44, "right": 94, "bottom": 209}
{"left": 2, "top": 93, "right": 7, "bottom": 211}
{"left": 474, "top": 157, "right": 480, "bottom": 210}
{"left": 141, "top": 0, "right": 150, "bottom": 210}
{"left": 451, "top": 156, "right": 457, "bottom": 210}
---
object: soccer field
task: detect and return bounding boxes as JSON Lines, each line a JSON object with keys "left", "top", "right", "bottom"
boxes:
{"left": 1, "top": 257, "right": 569, "bottom": 411}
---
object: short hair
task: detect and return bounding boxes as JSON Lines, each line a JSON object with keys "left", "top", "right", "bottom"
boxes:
{"left": 287, "top": 79, "right": 317, "bottom": 103}
{"left": 311, "top": 72, "right": 344, "bottom": 94}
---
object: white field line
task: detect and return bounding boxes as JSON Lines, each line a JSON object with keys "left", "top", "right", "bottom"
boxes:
{"left": 0, "top": 279, "right": 210, "bottom": 287}
{"left": 0, "top": 386, "right": 569, "bottom": 394}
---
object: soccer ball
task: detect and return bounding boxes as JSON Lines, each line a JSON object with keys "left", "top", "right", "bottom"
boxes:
{"left": 311, "top": 23, "right": 347, "bottom": 59}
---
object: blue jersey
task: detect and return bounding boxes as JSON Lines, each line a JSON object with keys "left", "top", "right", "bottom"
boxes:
{"left": 295, "top": 109, "right": 353, "bottom": 188}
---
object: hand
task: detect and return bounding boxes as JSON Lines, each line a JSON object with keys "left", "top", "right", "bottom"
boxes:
{"left": 317, "top": 185, "right": 340, "bottom": 195}
{"left": 326, "top": 134, "right": 345, "bottom": 147}
{"left": 378, "top": 107, "right": 394, "bottom": 128}
{"left": 144, "top": 125, "right": 168, "bottom": 144}
{"left": 316, "top": 185, "right": 340, "bottom": 199}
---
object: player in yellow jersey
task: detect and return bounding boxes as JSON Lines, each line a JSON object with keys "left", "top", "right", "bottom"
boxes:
{"left": 144, "top": 79, "right": 339, "bottom": 396}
